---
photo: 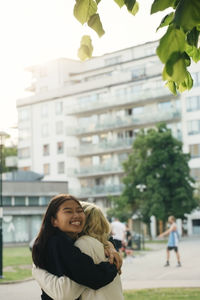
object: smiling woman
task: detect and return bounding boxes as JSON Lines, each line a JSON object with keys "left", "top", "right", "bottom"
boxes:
{"left": 32, "top": 194, "right": 118, "bottom": 300}
{"left": 51, "top": 199, "right": 86, "bottom": 238}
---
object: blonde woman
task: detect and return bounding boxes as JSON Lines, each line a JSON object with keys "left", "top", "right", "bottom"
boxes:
{"left": 33, "top": 202, "right": 124, "bottom": 300}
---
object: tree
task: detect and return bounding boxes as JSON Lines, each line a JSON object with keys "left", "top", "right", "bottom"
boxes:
{"left": 2, "top": 147, "right": 18, "bottom": 173}
{"left": 120, "top": 123, "right": 197, "bottom": 224}
{"left": 106, "top": 195, "right": 133, "bottom": 222}
{"left": 73, "top": 0, "right": 200, "bottom": 94}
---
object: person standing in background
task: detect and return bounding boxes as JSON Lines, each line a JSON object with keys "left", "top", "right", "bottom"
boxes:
{"left": 111, "top": 218, "right": 126, "bottom": 252}
{"left": 158, "top": 215, "right": 181, "bottom": 267}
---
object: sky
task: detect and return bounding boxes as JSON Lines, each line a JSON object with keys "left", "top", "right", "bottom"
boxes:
{"left": 0, "top": 0, "right": 168, "bottom": 134}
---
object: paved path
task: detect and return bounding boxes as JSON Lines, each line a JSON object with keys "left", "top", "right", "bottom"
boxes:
{"left": 0, "top": 237, "right": 200, "bottom": 300}
{"left": 121, "top": 236, "right": 200, "bottom": 290}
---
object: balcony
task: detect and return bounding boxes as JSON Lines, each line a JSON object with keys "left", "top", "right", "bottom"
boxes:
{"left": 66, "top": 107, "right": 181, "bottom": 136}
{"left": 69, "top": 184, "right": 124, "bottom": 198}
{"left": 65, "top": 85, "right": 175, "bottom": 116}
{"left": 68, "top": 161, "right": 124, "bottom": 178}
{"left": 67, "top": 137, "right": 134, "bottom": 157}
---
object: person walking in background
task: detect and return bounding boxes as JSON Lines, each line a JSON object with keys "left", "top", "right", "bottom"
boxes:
{"left": 158, "top": 215, "right": 181, "bottom": 267}
{"left": 111, "top": 217, "right": 126, "bottom": 252}
{"left": 33, "top": 201, "right": 124, "bottom": 300}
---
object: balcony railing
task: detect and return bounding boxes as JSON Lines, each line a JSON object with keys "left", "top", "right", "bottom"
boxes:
{"left": 65, "top": 86, "right": 175, "bottom": 115}
{"left": 68, "top": 161, "right": 124, "bottom": 177}
{"left": 66, "top": 108, "right": 181, "bottom": 136}
{"left": 69, "top": 184, "right": 124, "bottom": 198}
{"left": 67, "top": 137, "right": 134, "bottom": 156}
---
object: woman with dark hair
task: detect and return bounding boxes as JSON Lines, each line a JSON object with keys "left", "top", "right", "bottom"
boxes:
{"left": 32, "top": 194, "right": 120, "bottom": 300}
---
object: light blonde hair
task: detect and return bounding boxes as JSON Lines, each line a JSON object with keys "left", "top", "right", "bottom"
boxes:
{"left": 80, "top": 201, "right": 111, "bottom": 246}
{"left": 168, "top": 215, "right": 176, "bottom": 222}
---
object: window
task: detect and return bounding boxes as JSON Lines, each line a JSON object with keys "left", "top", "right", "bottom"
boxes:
{"left": 125, "top": 130, "right": 133, "bottom": 138}
{"left": 15, "top": 196, "right": 26, "bottom": 206}
{"left": 56, "top": 121, "right": 63, "bottom": 135}
{"left": 191, "top": 72, "right": 200, "bottom": 87}
{"left": 43, "top": 144, "right": 50, "bottom": 156}
{"left": 41, "top": 104, "right": 48, "bottom": 117}
{"left": 3, "top": 196, "right": 12, "bottom": 206}
{"left": 18, "top": 108, "right": 29, "bottom": 121}
{"left": 19, "top": 166, "right": 30, "bottom": 171}
{"left": 43, "top": 163, "right": 50, "bottom": 175}
{"left": 18, "top": 147, "right": 30, "bottom": 159}
{"left": 28, "top": 197, "right": 39, "bottom": 206}
{"left": 132, "top": 67, "right": 145, "bottom": 79}
{"left": 189, "top": 144, "right": 200, "bottom": 158}
{"left": 187, "top": 120, "right": 200, "bottom": 135}
{"left": 55, "top": 102, "right": 63, "bottom": 115}
{"left": 39, "top": 196, "right": 51, "bottom": 206}
{"left": 125, "top": 108, "right": 132, "bottom": 116}
{"left": 18, "top": 128, "right": 30, "bottom": 141}
{"left": 191, "top": 168, "right": 200, "bottom": 181}
{"left": 42, "top": 124, "right": 49, "bottom": 137}
{"left": 158, "top": 101, "right": 172, "bottom": 110}
{"left": 58, "top": 161, "right": 65, "bottom": 174}
{"left": 186, "top": 96, "right": 200, "bottom": 112}
{"left": 133, "top": 106, "right": 144, "bottom": 115}
{"left": 57, "top": 142, "right": 64, "bottom": 154}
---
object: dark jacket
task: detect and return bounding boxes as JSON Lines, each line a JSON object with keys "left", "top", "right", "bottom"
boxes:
{"left": 41, "top": 229, "right": 117, "bottom": 300}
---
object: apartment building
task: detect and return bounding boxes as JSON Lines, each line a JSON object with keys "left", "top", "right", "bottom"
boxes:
{"left": 16, "top": 41, "right": 200, "bottom": 233}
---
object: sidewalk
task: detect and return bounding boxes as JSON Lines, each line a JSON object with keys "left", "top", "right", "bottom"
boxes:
{"left": 121, "top": 236, "right": 200, "bottom": 290}
{"left": 0, "top": 237, "right": 200, "bottom": 300}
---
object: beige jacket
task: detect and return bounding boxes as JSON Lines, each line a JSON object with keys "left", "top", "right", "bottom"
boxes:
{"left": 32, "top": 235, "right": 124, "bottom": 300}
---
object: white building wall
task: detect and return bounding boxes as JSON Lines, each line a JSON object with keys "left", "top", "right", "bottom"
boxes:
{"left": 17, "top": 41, "right": 200, "bottom": 233}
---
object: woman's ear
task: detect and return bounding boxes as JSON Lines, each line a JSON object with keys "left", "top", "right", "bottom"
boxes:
{"left": 51, "top": 216, "right": 57, "bottom": 227}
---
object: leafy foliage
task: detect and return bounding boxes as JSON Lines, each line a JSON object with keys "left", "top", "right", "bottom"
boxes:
{"left": 73, "top": 0, "right": 200, "bottom": 93}
{"left": 107, "top": 195, "right": 133, "bottom": 222}
{"left": 121, "top": 123, "right": 197, "bottom": 223}
{"left": 1, "top": 146, "right": 17, "bottom": 172}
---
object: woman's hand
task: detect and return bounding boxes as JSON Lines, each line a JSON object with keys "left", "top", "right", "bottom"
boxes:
{"left": 104, "top": 242, "right": 123, "bottom": 272}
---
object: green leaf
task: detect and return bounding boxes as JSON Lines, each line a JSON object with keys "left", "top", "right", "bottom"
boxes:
{"left": 74, "top": 0, "right": 97, "bottom": 25}
{"left": 157, "top": 12, "right": 174, "bottom": 31}
{"left": 156, "top": 26, "right": 186, "bottom": 63}
{"left": 169, "top": 56, "right": 188, "bottom": 83}
{"left": 178, "top": 72, "right": 193, "bottom": 92}
{"left": 88, "top": 13, "right": 105, "bottom": 37}
{"left": 165, "top": 80, "right": 177, "bottom": 95}
{"left": 129, "top": 1, "right": 139, "bottom": 15}
{"left": 78, "top": 35, "right": 93, "bottom": 61}
{"left": 151, "top": 0, "right": 177, "bottom": 14}
{"left": 113, "top": 0, "right": 125, "bottom": 8}
{"left": 166, "top": 52, "right": 180, "bottom": 76}
{"left": 124, "top": 0, "right": 136, "bottom": 11}
{"left": 186, "top": 44, "right": 200, "bottom": 63}
{"left": 187, "top": 27, "right": 200, "bottom": 47}
{"left": 95, "top": 0, "right": 101, "bottom": 3}
{"left": 174, "top": 0, "right": 200, "bottom": 32}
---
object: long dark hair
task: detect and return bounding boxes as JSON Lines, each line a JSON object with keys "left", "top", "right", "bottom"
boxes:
{"left": 32, "top": 194, "right": 81, "bottom": 268}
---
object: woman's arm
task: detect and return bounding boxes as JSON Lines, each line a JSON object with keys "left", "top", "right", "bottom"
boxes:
{"left": 32, "top": 266, "right": 85, "bottom": 300}
{"left": 48, "top": 235, "right": 117, "bottom": 290}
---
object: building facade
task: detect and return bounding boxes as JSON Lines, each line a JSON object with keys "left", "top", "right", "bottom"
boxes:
{"left": 3, "top": 171, "right": 68, "bottom": 244}
{"left": 16, "top": 41, "right": 200, "bottom": 234}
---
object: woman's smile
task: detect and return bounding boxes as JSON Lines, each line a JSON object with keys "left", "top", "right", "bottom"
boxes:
{"left": 52, "top": 200, "right": 86, "bottom": 237}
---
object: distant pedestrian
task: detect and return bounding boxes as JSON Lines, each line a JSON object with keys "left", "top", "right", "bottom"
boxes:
{"left": 111, "top": 218, "right": 126, "bottom": 252}
{"left": 158, "top": 215, "right": 181, "bottom": 267}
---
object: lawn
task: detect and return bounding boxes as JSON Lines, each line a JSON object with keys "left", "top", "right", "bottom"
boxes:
{"left": 124, "top": 288, "right": 200, "bottom": 300}
{"left": 1, "top": 246, "right": 32, "bottom": 283}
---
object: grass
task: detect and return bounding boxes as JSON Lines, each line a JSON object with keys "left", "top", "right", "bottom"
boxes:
{"left": 0, "top": 246, "right": 32, "bottom": 283}
{"left": 124, "top": 288, "right": 200, "bottom": 300}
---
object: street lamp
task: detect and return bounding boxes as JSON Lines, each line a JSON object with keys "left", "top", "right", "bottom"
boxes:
{"left": 136, "top": 184, "right": 147, "bottom": 250}
{"left": 0, "top": 131, "right": 9, "bottom": 278}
